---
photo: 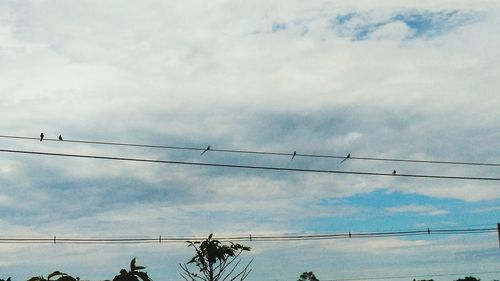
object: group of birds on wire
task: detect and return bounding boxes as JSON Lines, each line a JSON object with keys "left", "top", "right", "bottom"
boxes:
{"left": 37, "top": 133, "right": 400, "bottom": 175}
{"left": 6, "top": 133, "right": 496, "bottom": 166}
{"left": 0, "top": 132, "right": 496, "bottom": 180}
{"left": 39, "top": 132, "right": 63, "bottom": 142}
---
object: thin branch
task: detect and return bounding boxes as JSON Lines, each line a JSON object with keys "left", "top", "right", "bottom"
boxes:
{"left": 221, "top": 259, "right": 242, "bottom": 281}
{"left": 229, "top": 258, "right": 253, "bottom": 281}
{"left": 179, "top": 272, "right": 192, "bottom": 281}
{"left": 222, "top": 250, "right": 244, "bottom": 270}
{"left": 241, "top": 268, "right": 252, "bottom": 281}
{"left": 214, "top": 258, "right": 228, "bottom": 280}
{"left": 219, "top": 250, "right": 245, "bottom": 281}
{"left": 179, "top": 264, "right": 204, "bottom": 281}
{"left": 214, "top": 248, "right": 244, "bottom": 280}
{"left": 213, "top": 256, "right": 228, "bottom": 272}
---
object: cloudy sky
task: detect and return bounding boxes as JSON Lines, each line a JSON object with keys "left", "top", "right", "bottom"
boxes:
{"left": 0, "top": 0, "right": 499, "bottom": 280}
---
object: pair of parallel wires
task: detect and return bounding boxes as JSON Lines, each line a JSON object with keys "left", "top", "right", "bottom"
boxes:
{"left": 0, "top": 226, "right": 497, "bottom": 244}
{"left": 0, "top": 135, "right": 499, "bottom": 181}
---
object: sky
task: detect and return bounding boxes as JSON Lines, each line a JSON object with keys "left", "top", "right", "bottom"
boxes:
{"left": 0, "top": 0, "right": 499, "bottom": 280}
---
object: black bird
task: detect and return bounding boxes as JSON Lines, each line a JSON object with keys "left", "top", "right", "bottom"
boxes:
{"left": 339, "top": 153, "right": 351, "bottom": 164}
{"left": 58, "top": 135, "right": 63, "bottom": 141}
{"left": 40, "top": 133, "right": 44, "bottom": 142}
{"left": 200, "top": 145, "right": 210, "bottom": 156}
{"left": 392, "top": 170, "right": 397, "bottom": 175}
{"left": 291, "top": 151, "right": 297, "bottom": 160}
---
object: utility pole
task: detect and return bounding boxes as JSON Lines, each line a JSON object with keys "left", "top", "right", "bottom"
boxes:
{"left": 498, "top": 223, "right": 500, "bottom": 249}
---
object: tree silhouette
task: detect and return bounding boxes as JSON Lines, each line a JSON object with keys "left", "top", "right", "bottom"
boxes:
{"left": 298, "top": 272, "right": 319, "bottom": 281}
{"left": 112, "top": 258, "right": 152, "bottom": 281}
{"left": 0, "top": 278, "right": 11, "bottom": 281}
{"left": 454, "top": 277, "right": 480, "bottom": 281}
{"left": 27, "top": 271, "right": 79, "bottom": 281}
{"left": 179, "top": 233, "right": 252, "bottom": 281}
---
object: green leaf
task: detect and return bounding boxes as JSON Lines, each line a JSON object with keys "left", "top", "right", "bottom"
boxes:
{"left": 48, "top": 272, "right": 66, "bottom": 281}
{"left": 112, "top": 270, "right": 130, "bottom": 281}
{"left": 57, "top": 276, "right": 77, "bottom": 281}
{"left": 27, "top": 277, "right": 46, "bottom": 281}
{"left": 130, "top": 258, "right": 136, "bottom": 271}
{"left": 134, "top": 272, "right": 151, "bottom": 281}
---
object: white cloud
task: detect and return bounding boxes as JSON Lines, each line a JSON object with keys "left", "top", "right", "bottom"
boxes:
{"left": 472, "top": 206, "right": 500, "bottom": 213}
{"left": 0, "top": 0, "right": 500, "bottom": 279}
{"left": 386, "top": 204, "right": 449, "bottom": 216}
{"left": 329, "top": 237, "right": 432, "bottom": 254}
{"left": 369, "top": 21, "right": 412, "bottom": 41}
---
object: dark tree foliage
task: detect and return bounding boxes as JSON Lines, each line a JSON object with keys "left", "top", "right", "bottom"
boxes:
{"left": 0, "top": 278, "right": 11, "bottom": 281}
{"left": 48, "top": 271, "right": 78, "bottom": 281}
{"left": 179, "top": 233, "right": 252, "bottom": 281}
{"left": 298, "top": 272, "right": 319, "bottom": 281}
{"left": 455, "top": 277, "right": 480, "bottom": 281}
{"left": 27, "top": 271, "right": 79, "bottom": 281}
{"left": 112, "top": 258, "right": 152, "bottom": 281}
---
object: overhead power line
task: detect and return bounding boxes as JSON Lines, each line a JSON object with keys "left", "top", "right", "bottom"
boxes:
{"left": 1, "top": 134, "right": 499, "bottom": 167}
{"left": 1, "top": 148, "right": 500, "bottom": 181}
{"left": 0, "top": 227, "right": 496, "bottom": 244}
{"left": 323, "top": 270, "right": 500, "bottom": 281}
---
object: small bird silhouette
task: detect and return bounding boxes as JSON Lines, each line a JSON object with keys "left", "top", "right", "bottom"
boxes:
{"left": 339, "top": 153, "right": 351, "bottom": 164}
{"left": 392, "top": 170, "right": 397, "bottom": 175}
{"left": 291, "top": 151, "right": 297, "bottom": 160}
{"left": 58, "top": 135, "right": 63, "bottom": 141}
{"left": 40, "top": 133, "right": 44, "bottom": 142}
{"left": 200, "top": 145, "right": 210, "bottom": 156}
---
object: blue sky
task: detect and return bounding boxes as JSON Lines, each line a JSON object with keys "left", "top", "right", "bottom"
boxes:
{"left": 0, "top": 0, "right": 499, "bottom": 280}
{"left": 331, "top": 10, "right": 476, "bottom": 40}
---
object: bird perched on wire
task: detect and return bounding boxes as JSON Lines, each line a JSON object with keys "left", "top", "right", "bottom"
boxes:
{"left": 200, "top": 145, "right": 210, "bottom": 156}
{"left": 58, "top": 135, "right": 63, "bottom": 141}
{"left": 392, "top": 170, "right": 397, "bottom": 175}
{"left": 291, "top": 151, "right": 297, "bottom": 160}
{"left": 339, "top": 153, "right": 350, "bottom": 164}
{"left": 40, "top": 133, "right": 44, "bottom": 142}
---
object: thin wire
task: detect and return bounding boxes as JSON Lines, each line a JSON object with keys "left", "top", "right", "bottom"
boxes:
{"left": 323, "top": 270, "right": 500, "bottom": 281}
{"left": 1, "top": 224, "right": 495, "bottom": 243}
{"left": 0, "top": 148, "right": 499, "bottom": 181}
{"left": 225, "top": 223, "right": 499, "bottom": 237}
{"left": 0, "top": 227, "right": 496, "bottom": 244}
{"left": 1, "top": 134, "right": 499, "bottom": 167}
{"left": 340, "top": 223, "right": 498, "bottom": 234}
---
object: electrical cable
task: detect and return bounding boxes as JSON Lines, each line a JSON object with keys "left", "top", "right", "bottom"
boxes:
{"left": 0, "top": 227, "right": 496, "bottom": 244}
{"left": 1, "top": 134, "right": 499, "bottom": 167}
{"left": 0, "top": 148, "right": 499, "bottom": 181}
